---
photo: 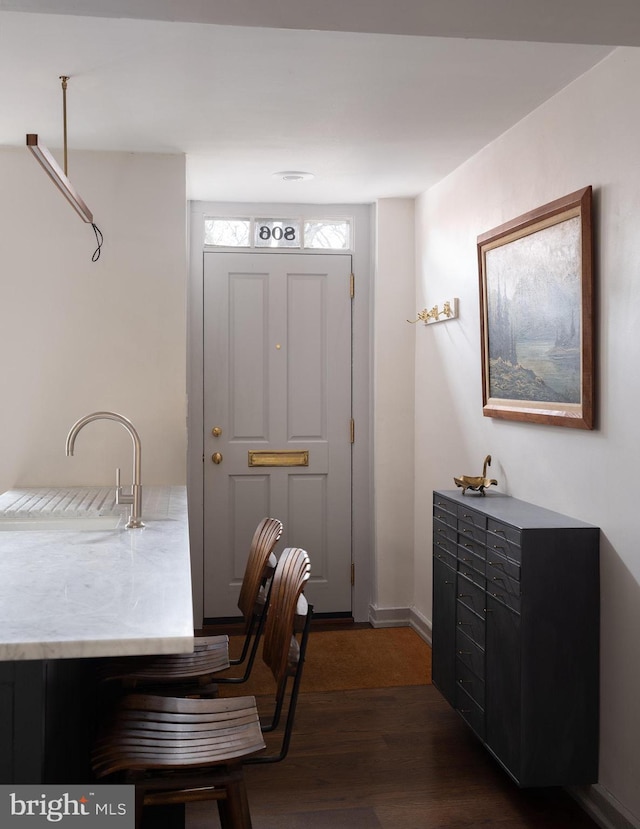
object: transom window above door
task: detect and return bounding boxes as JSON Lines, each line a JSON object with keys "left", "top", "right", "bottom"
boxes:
{"left": 204, "top": 216, "right": 352, "bottom": 251}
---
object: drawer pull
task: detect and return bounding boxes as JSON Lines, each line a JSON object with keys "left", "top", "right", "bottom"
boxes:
{"left": 483, "top": 608, "right": 493, "bottom": 613}
{"left": 487, "top": 559, "right": 504, "bottom": 567}
{"left": 492, "top": 544, "right": 505, "bottom": 551}
{"left": 458, "top": 678, "right": 472, "bottom": 685}
{"left": 458, "top": 593, "right": 471, "bottom": 599}
{"left": 457, "top": 650, "right": 472, "bottom": 655}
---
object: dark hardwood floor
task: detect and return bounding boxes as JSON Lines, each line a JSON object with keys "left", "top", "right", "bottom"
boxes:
{"left": 186, "top": 684, "right": 599, "bottom": 829}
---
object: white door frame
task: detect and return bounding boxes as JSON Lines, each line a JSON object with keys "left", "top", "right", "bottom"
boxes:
{"left": 187, "top": 201, "right": 374, "bottom": 626}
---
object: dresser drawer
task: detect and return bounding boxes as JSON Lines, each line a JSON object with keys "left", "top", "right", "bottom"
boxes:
{"left": 486, "top": 546, "right": 520, "bottom": 582}
{"left": 456, "top": 628, "right": 485, "bottom": 679}
{"left": 456, "top": 684, "right": 485, "bottom": 740}
{"left": 457, "top": 548, "right": 486, "bottom": 588}
{"left": 457, "top": 601, "right": 485, "bottom": 647}
{"left": 457, "top": 572, "right": 485, "bottom": 616}
{"left": 458, "top": 533, "right": 486, "bottom": 560}
{"left": 487, "top": 572, "right": 521, "bottom": 614}
{"left": 434, "top": 523, "right": 456, "bottom": 570}
{"left": 434, "top": 547, "right": 456, "bottom": 572}
{"left": 458, "top": 520, "right": 486, "bottom": 546}
{"left": 487, "top": 521, "right": 521, "bottom": 563}
{"left": 457, "top": 505, "right": 487, "bottom": 531}
{"left": 486, "top": 547, "right": 521, "bottom": 614}
{"left": 456, "top": 657, "right": 485, "bottom": 708}
{"left": 434, "top": 518, "right": 457, "bottom": 546}
{"left": 433, "top": 497, "right": 457, "bottom": 527}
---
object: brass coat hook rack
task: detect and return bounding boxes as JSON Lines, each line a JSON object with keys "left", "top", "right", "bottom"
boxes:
{"left": 408, "top": 298, "right": 458, "bottom": 325}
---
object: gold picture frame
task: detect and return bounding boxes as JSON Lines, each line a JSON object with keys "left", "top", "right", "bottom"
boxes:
{"left": 477, "top": 186, "right": 594, "bottom": 429}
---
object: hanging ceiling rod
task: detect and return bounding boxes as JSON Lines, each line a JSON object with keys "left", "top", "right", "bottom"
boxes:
{"left": 26, "top": 75, "right": 94, "bottom": 224}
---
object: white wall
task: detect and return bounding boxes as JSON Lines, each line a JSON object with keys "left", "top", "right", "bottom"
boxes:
{"left": 372, "top": 198, "right": 416, "bottom": 619}
{"left": 0, "top": 147, "right": 187, "bottom": 494}
{"left": 415, "top": 46, "right": 640, "bottom": 827}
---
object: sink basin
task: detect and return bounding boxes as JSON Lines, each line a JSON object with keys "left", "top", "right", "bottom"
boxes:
{"left": 0, "top": 515, "right": 123, "bottom": 532}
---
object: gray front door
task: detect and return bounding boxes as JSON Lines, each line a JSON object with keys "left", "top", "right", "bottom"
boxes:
{"left": 203, "top": 252, "right": 353, "bottom": 617}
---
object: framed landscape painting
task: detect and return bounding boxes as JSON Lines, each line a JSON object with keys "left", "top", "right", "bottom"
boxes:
{"left": 477, "top": 186, "right": 594, "bottom": 429}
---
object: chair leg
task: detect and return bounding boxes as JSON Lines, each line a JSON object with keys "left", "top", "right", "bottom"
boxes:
{"left": 217, "top": 799, "right": 232, "bottom": 829}
{"left": 218, "top": 771, "right": 253, "bottom": 829}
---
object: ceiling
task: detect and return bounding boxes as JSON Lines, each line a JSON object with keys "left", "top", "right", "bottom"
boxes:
{"left": 0, "top": 1, "right": 635, "bottom": 203}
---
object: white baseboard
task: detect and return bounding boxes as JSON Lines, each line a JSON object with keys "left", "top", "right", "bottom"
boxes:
{"left": 368, "top": 605, "right": 411, "bottom": 628}
{"left": 408, "top": 606, "right": 432, "bottom": 645}
{"left": 368, "top": 604, "right": 432, "bottom": 646}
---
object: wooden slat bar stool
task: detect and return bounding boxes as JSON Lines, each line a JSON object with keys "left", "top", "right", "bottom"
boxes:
{"left": 92, "top": 547, "right": 313, "bottom": 829}
{"left": 99, "top": 517, "right": 283, "bottom": 694}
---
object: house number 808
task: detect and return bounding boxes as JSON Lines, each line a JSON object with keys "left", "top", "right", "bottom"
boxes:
{"left": 259, "top": 226, "right": 296, "bottom": 241}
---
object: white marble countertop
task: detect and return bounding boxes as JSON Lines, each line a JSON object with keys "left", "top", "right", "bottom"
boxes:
{"left": 0, "top": 486, "right": 194, "bottom": 661}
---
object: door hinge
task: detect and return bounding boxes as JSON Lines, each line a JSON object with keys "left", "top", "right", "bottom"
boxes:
{"left": 351, "top": 562, "right": 355, "bottom": 586}
{"left": 350, "top": 272, "right": 355, "bottom": 299}
{"left": 350, "top": 418, "right": 355, "bottom": 443}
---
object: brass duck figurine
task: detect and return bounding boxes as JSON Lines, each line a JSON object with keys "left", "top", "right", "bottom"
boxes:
{"left": 454, "top": 455, "right": 498, "bottom": 495}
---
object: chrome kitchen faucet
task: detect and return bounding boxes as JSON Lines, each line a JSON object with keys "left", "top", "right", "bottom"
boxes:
{"left": 65, "top": 411, "right": 144, "bottom": 528}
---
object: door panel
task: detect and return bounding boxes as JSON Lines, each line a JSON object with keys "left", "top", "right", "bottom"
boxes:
{"left": 203, "top": 252, "right": 352, "bottom": 617}
{"left": 229, "top": 273, "right": 269, "bottom": 439}
{"left": 289, "top": 274, "right": 326, "bottom": 437}
{"left": 229, "top": 475, "right": 270, "bottom": 580}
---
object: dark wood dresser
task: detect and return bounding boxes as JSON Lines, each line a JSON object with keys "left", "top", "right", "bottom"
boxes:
{"left": 432, "top": 489, "right": 599, "bottom": 787}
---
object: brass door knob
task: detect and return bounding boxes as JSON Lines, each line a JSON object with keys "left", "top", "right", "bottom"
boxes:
{"left": 211, "top": 427, "right": 222, "bottom": 437}
{"left": 211, "top": 452, "right": 223, "bottom": 465}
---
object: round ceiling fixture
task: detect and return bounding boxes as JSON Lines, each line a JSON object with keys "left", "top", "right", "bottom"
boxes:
{"left": 272, "top": 170, "right": 314, "bottom": 182}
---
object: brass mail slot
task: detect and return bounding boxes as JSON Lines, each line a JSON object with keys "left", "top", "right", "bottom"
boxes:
{"left": 248, "top": 450, "right": 309, "bottom": 467}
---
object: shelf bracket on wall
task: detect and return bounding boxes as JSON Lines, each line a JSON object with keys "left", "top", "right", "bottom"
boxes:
{"left": 408, "top": 298, "right": 458, "bottom": 325}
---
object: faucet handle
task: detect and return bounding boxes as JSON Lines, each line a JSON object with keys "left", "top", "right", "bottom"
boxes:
{"left": 115, "top": 467, "right": 133, "bottom": 505}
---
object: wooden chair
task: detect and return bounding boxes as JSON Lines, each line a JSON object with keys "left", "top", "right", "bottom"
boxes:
{"left": 99, "top": 517, "right": 283, "bottom": 693}
{"left": 92, "top": 547, "right": 313, "bottom": 829}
